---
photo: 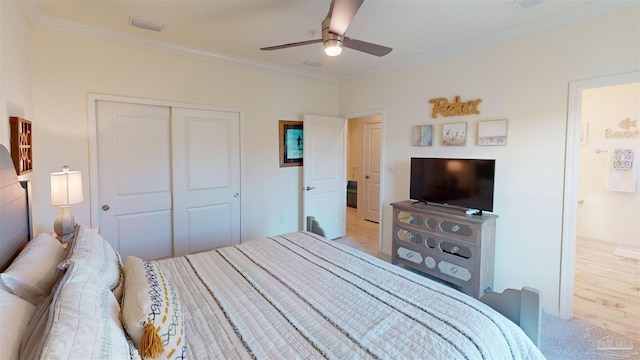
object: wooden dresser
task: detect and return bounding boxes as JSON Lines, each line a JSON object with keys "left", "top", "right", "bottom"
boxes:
{"left": 391, "top": 200, "right": 498, "bottom": 299}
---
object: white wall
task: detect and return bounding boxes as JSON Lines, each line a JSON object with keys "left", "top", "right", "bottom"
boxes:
{"left": 578, "top": 83, "right": 639, "bottom": 247}
{"left": 339, "top": 8, "right": 640, "bottom": 315}
{"left": 0, "top": 1, "right": 33, "bottom": 155}
{"left": 28, "top": 27, "right": 339, "bottom": 241}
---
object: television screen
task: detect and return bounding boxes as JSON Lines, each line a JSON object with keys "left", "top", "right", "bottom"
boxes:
{"left": 410, "top": 158, "right": 495, "bottom": 212}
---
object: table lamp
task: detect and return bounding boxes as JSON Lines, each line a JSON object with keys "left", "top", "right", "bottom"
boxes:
{"left": 51, "top": 166, "right": 83, "bottom": 242}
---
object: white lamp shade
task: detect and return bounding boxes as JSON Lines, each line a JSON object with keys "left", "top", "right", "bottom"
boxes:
{"left": 50, "top": 167, "right": 83, "bottom": 206}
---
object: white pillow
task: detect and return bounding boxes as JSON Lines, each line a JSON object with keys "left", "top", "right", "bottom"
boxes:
{"left": 35, "top": 261, "right": 132, "bottom": 359}
{"left": 58, "top": 226, "right": 123, "bottom": 300}
{"left": 0, "top": 289, "right": 35, "bottom": 357}
{"left": 0, "top": 233, "right": 66, "bottom": 304}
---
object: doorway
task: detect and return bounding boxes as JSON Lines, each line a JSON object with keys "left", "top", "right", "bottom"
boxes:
{"left": 339, "top": 114, "right": 384, "bottom": 259}
{"left": 560, "top": 72, "right": 639, "bottom": 339}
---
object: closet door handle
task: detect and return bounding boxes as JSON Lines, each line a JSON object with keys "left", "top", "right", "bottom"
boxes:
{"left": 305, "top": 186, "right": 316, "bottom": 191}
{"left": 101, "top": 205, "right": 110, "bottom": 211}
{"left": 233, "top": 193, "right": 239, "bottom": 198}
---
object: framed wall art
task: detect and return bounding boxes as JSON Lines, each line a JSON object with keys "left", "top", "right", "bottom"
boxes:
{"left": 279, "top": 120, "right": 303, "bottom": 167}
{"left": 477, "top": 119, "right": 508, "bottom": 146}
{"left": 413, "top": 125, "right": 433, "bottom": 146}
{"left": 9, "top": 117, "right": 33, "bottom": 174}
{"left": 442, "top": 122, "right": 467, "bottom": 146}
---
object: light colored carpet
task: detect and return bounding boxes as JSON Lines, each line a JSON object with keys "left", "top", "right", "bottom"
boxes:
{"left": 540, "top": 313, "right": 640, "bottom": 360}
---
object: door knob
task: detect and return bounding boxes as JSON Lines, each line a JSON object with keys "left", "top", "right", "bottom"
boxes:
{"left": 365, "top": 175, "right": 370, "bottom": 179}
{"left": 101, "top": 205, "right": 110, "bottom": 211}
{"left": 234, "top": 193, "right": 239, "bottom": 198}
{"left": 305, "top": 186, "right": 316, "bottom": 191}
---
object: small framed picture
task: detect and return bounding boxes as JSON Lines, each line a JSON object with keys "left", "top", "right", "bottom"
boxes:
{"left": 279, "top": 120, "right": 303, "bottom": 167}
{"left": 413, "top": 125, "right": 433, "bottom": 146}
{"left": 442, "top": 122, "right": 467, "bottom": 146}
{"left": 478, "top": 119, "right": 508, "bottom": 146}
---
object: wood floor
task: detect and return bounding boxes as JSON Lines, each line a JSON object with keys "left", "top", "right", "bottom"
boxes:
{"left": 573, "top": 237, "right": 640, "bottom": 340}
{"left": 335, "top": 207, "right": 390, "bottom": 262}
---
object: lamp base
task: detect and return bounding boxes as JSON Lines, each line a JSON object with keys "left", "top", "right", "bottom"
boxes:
{"left": 54, "top": 206, "right": 77, "bottom": 243}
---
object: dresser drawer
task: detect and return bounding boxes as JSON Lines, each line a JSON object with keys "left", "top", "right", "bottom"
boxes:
{"left": 397, "top": 247, "right": 423, "bottom": 264}
{"left": 439, "top": 220, "right": 474, "bottom": 238}
{"left": 438, "top": 260, "right": 472, "bottom": 281}
{"left": 396, "top": 228, "right": 422, "bottom": 245}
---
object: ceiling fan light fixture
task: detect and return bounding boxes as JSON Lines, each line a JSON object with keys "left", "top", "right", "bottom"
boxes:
{"left": 324, "top": 39, "right": 343, "bottom": 56}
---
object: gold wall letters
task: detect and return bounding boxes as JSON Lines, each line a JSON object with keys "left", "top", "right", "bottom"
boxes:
{"left": 429, "top": 96, "right": 482, "bottom": 118}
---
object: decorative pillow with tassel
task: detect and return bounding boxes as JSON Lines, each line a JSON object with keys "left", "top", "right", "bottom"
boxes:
{"left": 122, "top": 256, "right": 187, "bottom": 360}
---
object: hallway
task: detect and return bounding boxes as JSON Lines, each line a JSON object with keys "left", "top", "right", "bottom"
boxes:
{"left": 335, "top": 207, "right": 390, "bottom": 262}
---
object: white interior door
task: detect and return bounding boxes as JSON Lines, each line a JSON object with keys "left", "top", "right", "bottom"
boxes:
{"left": 362, "top": 121, "right": 381, "bottom": 223}
{"left": 171, "top": 107, "right": 241, "bottom": 256}
{"left": 96, "top": 101, "right": 173, "bottom": 260}
{"left": 303, "top": 114, "right": 346, "bottom": 239}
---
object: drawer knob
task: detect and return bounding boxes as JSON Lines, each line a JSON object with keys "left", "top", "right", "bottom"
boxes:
{"left": 451, "top": 225, "right": 460, "bottom": 232}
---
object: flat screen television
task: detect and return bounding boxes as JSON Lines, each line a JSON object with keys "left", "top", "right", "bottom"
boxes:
{"left": 410, "top": 157, "right": 495, "bottom": 212}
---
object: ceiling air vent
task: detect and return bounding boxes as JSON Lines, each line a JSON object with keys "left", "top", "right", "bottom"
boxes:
{"left": 303, "top": 60, "right": 322, "bottom": 68}
{"left": 129, "top": 17, "right": 165, "bottom": 32}
{"left": 512, "top": 0, "right": 543, "bottom": 10}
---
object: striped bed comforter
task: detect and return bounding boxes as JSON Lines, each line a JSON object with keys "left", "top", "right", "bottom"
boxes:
{"left": 154, "top": 231, "right": 545, "bottom": 360}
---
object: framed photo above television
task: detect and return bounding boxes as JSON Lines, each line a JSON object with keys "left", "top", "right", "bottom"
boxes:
{"left": 413, "top": 125, "right": 433, "bottom": 146}
{"left": 442, "top": 122, "right": 467, "bottom": 146}
{"left": 478, "top": 119, "right": 508, "bottom": 146}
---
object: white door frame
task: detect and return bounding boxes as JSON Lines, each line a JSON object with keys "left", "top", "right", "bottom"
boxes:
{"left": 559, "top": 71, "right": 638, "bottom": 318}
{"left": 86, "top": 93, "right": 246, "bottom": 241}
{"left": 344, "top": 109, "right": 385, "bottom": 252}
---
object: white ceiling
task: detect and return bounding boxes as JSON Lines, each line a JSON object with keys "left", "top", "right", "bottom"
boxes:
{"left": 24, "top": 0, "right": 636, "bottom": 82}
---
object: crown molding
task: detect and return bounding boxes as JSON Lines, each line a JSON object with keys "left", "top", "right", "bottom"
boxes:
{"left": 18, "top": 1, "right": 637, "bottom": 84}
{"left": 18, "top": 1, "right": 339, "bottom": 84}
{"left": 341, "top": 1, "right": 639, "bottom": 83}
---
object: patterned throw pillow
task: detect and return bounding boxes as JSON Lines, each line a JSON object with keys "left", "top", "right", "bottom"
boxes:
{"left": 122, "top": 256, "right": 187, "bottom": 359}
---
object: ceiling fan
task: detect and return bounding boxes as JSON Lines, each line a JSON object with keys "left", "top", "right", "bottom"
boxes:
{"left": 260, "top": 0, "right": 392, "bottom": 57}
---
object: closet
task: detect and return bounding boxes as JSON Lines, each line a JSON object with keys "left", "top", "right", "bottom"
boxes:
{"left": 93, "top": 99, "right": 240, "bottom": 260}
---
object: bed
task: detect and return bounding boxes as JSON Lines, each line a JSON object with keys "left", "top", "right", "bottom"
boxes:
{"left": 0, "top": 144, "right": 545, "bottom": 359}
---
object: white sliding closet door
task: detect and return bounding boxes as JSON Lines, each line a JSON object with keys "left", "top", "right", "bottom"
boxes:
{"left": 96, "top": 101, "right": 173, "bottom": 260}
{"left": 95, "top": 101, "right": 241, "bottom": 260}
{"left": 171, "top": 107, "right": 241, "bottom": 256}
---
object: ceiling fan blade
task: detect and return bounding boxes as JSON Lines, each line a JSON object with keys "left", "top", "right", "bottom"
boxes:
{"left": 260, "top": 39, "right": 323, "bottom": 51}
{"left": 328, "top": 0, "right": 364, "bottom": 35}
{"left": 343, "top": 37, "right": 392, "bottom": 57}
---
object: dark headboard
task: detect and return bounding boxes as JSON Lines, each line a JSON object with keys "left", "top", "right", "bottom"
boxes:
{"left": 0, "top": 144, "right": 30, "bottom": 271}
